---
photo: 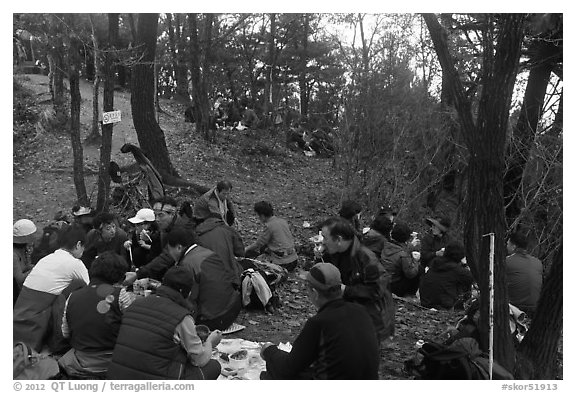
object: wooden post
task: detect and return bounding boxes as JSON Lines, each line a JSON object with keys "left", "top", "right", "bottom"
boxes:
{"left": 483, "top": 232, "right": 495, "bottom": 379}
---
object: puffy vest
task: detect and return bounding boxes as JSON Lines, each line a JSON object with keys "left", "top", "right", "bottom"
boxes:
{"left": 107, "top": 291, "right": 190, "bottom": 380}
{"left": 66, "top": 282, "right": 122, "bottom": 352}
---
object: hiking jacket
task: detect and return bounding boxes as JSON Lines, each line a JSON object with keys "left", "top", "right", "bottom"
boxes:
{"left": 179, "top": 244, "right": 240, "bottom": 321}
{"left": 193, "top": 187, "right": 236, "bottom": 226}
{"left": 326, "top": 237, "right": 395, "bottom": 340}
{"left": 195, "top": 217, "right": 245, "bottom": 284}
{"left": 262, "top": 298, "right": 379, "bottom": 379}
{"left": 248, "top": 216, "right": 298, "bottom": 266}
{"left": 361, "top": 229, "right": 388, "bottom": 256}
{"left": 136, "top": 250, "right": 177, "bottom": 282}
{"left": 506, "top": 251, "right": 543, "bottom": 314}
{"left": 419, "top": 256, "right": 474, "bottom": 309}
{"left": 420, "top": 232, "right": 452, "bottom": 268}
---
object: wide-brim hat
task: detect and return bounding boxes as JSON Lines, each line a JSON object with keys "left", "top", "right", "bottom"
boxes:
{"left": 13, "top": 219, "right": 37, "bottom": 244}
{"left": 425, "top": 217, "right": 450, "bottom": 233}
{"left": 128, "top": 208, "right": 156, "bottom": 224}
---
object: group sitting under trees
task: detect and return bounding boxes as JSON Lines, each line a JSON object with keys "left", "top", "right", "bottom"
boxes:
{"left": 12, "top": 185, "right": 544, "bottom": 380}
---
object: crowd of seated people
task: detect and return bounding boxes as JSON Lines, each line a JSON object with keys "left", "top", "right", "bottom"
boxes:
{"left": 12, "top": 188, "right": 544, "bottom": 380}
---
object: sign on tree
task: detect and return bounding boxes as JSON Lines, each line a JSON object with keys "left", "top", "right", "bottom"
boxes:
{"left": 103, "top": 110, "right": 121, "bottom": 124}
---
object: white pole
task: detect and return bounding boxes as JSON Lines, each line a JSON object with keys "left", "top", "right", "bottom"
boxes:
{"left": 488, "top": 233, "right": 495, "bottom": 380}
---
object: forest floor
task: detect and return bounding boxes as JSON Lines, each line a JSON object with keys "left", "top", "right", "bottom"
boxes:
{"left": 13, "top": 73, "right": 465, "bottom": 379}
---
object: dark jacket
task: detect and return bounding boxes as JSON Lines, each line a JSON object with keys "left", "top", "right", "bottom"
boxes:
{"left": 262, "top": 298, "right": 379, "bottom": 379}
{"left": 179, "top": 245, "right": 240, "bottom": 322}
{"left": 107, "top": 286, "right": 191, "bottom": 380}
{"left": 361, "top": 229, "right": 388, "bottom": 255}
{"left": 82, "top": 229, "right": 129, "bottom": 270}
{"left": 506, "top": 251, "right": 543, "bottom": 314}
{"left": 195, "top": 218, "right": 245, "bottom": 285}
{"left": 129, "top": 229, "right": 162, "bottom": 268}
{"left": 66, "top": 280, "right": 122, "bottom": 352}
{"left": 381, "top": 240, "right": 420, "bottom": 297}
{"left": 420, "top": 232, "right": 451, "bottom": 268}
{"left": 326, "top": 237, "right": 395, "bottom": 340}
{"left": 419, "top": 256, "right": 474, "bottom": 309}
{"left": 136, "top": 250, "right": 177, "bottom": 282}
{"left": 159, "top": 215, "right": 196, "bottom": 249}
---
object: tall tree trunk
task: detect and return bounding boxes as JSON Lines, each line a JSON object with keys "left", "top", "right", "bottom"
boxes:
{"left": 86, "top": 14, "right": 101, "bottom": 144}
{"left": 514, "top": 244, "right": 562, "bottom": 379}
{"left": 50, "top": 38, "right": 67, "bottom": 125}
{"left": 298, "top": 14, "right": 309, "bottom": 118}
{"left": 188, "top": 13, "right": 212, "bottom": 141}
{"left": 167, "top": 13, "right": 189, "bottom": 101}
{"left": 424, "top": 13, "right": 526, "bottom": 371}
{"left": 131, "top": 13, "right": 179, "bottom": 177}
{"left": 503, "top": 38, "right": 559, "bottom": 223}
{"left": 68, "top": 33, "right": 89, "bottom": 206}
{"left": 96, "top": 13, "right": 119, "bottom": 212}
{"left": 263, "top": 13, "right": 276, "bottom": 118}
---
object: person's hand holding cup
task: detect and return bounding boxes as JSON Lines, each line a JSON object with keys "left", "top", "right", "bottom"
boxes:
{"left": 207, "top": 329, "right": 222, "bottom": 347}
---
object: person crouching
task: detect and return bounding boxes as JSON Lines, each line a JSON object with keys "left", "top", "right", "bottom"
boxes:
{"left": 107, "top": 266, "right": 222, "bottom": 380}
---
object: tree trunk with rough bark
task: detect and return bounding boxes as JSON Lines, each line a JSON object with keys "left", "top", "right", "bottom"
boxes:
{"left": 49, "top": 38, "right": 67, "bottom": 125}
{"left": 68, "top": 33, "right": 89, "bottom": 206}
{"left": 86, "top": 14, "right": 101, "bottom": 145}
{"left": 96, "top": 13, "right": 119, "bottom": 212}
{"left": 131, "top": 13, "right": 179, "bottom": 178}
{"left": 424, "top": 13, "right": 526, "bottom": 372}
{"left": 514, "top": 244, "right": 562, "bottom": 379}
{"left": 298, "top": 14, "right": 309, "bottom": 119}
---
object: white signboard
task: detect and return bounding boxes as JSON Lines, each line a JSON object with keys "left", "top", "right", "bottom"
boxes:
{"left": 102, "top": 110, "right": 122, "bottom": 124}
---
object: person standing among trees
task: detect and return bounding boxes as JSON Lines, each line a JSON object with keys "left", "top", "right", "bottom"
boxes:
{"left": 245, "top": 201, "right": 299, "bottom": 272}
{"left": 420, "top": 216, "right": 452, "bottom": 269}
{"left": 318, "top": 217, "right": 395, "bottom": 343}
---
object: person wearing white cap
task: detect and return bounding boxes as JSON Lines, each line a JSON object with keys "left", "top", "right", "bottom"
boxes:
{"left": 13, "top": 219, "right": 37, "bottom": 304}
{"left": 123, "top": 208, "right": 161, "bottom": 268}
{"left": 259, "top": 262, "right": 379, "bottom": 379}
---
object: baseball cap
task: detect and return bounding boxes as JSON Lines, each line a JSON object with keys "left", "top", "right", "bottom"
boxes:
{"left": 305, "top": 262, "right": 342, "bottom": 291}
{"left": 128, "top": 208, "right": 156, "bottom": 224}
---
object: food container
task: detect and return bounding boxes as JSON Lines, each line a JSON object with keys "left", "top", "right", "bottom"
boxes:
{"left": 229, "top": 350, "right": 248, "bottom": 369}
{"left": 143, "top": 290, "right": 152, "bottom": 297}
{"left": 195, "top": 325, "right": 210, "bottom": 343}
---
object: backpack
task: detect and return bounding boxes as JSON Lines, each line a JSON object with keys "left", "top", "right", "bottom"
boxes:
{"left": 405, "top": 338, "right": 513, "bottom": 380}
{"left": 13, "top": 342, "right": 60, "bottom": 380}
{"left": 239, "top": 259, "right": 285, "bottom": 310}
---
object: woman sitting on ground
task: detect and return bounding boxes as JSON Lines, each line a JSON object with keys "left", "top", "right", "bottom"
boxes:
{"left": 59, "top": 251, "right": 133, "bottom": 378}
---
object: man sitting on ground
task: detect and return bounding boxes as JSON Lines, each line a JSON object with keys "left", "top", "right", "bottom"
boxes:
{"left": 245, "top": 201, "right": 298, "bottom": 272}
{"left": 420, "top": 216, "right": 452, "bottom": 269}
{"left": 193, "top": 180, "right": 237, "bottom": 226}
{"left": 124, "top": 229, "right": 190, "bottom": 284}
{"left": 152, "top": 197, "right": 196, "bottom": 248}
{"left": 419, "top": 241, "right": 474, "bottom": 310}
{"left": 381, "top": 221, "right": 421, "bottom": 297}
{"left": 107, "top": 267, "right": 222, "bottom": 380}
{"left": 196, "top": 216, "right": 245, "bottom": 285}
{"left": 260, "top": 262, "right": 379, "bottom": 379}
{"left": 82, "top": 213, "right": 129, "bottom": 270}
{"left": 318, "top": 217, "right": 395, "bottom": 342}
{"left": 506, "top": 229, "right": 543, "bottom": 317}
{"left": 59, "top": 251, "right": 133, "bottom": 378}
{"left": 362, "top": 214, "right": 393, "bottom": 255}
{"left": 179, "top": 232, "right": 242, "bottom": 331}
